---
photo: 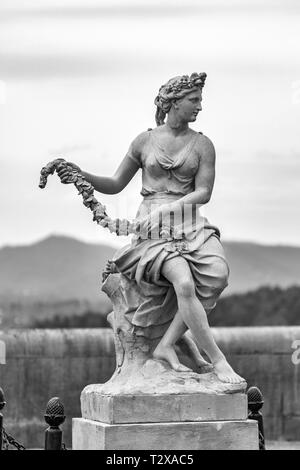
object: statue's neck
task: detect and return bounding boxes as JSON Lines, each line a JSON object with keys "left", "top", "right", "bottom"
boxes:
{"left": 165, "top": 114, "right": 189, "bottom": 137}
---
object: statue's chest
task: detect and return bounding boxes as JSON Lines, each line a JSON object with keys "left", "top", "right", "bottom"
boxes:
{"left": 153, "top": 136, "right": 192, "bottom": 155}
{"left": 142, "top": 150, "right": 199, "bottom": 179}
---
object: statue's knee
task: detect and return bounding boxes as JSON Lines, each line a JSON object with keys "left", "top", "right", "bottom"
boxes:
{"left": 213, "top": 259, "right": 229, "bottom": 289}
{"left": 175, "top": 278, "right": 195, "bottom": 298}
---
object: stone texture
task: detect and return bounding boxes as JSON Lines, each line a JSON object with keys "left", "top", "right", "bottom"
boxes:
{"left": 101, "top": 275, "right": 247, "bottom": 396}
{"left": 81, "top": 389, "right": 247, "bottom": 424}
{"left": 81, "top": 358, "right": 247, "bottom": 399}
{"left": 72, "top": 418, "right": 259, "bottom": 450}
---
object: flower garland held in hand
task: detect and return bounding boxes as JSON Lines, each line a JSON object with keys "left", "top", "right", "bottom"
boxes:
{"left": 39, "top": 158, "right": 140, "bottom": 237}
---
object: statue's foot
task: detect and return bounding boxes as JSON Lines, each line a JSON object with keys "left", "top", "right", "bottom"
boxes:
{"left": 213, "top": 358, "right": 246, "bottom": 384}
{"left": 153, "top": 344, "right": 192, "bottom": 373}
{"left": 192, "top": 351, "right": 212, "bottom": 370}
{"left": 191, "top": 350, "right": 213, "bottom": 373}
{"left": 177, "top": 333, "right": 212, "bottom": 370}
{"left": 197, "top": 362, "right": 214, "bottom": 374}
{"left": 196, "top": 356, "right": 210, "bottom": 367}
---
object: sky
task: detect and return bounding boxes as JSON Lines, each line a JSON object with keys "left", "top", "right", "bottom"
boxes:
{"left": 0, "top": 0, "right": 300, "bottom": 249}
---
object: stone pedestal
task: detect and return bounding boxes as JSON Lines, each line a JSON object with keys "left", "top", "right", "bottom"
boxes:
{"left": 80, "top": 390, "right": 248, "bottom": 424}
{"left": 72, "top": 361, "right": 258, "bottom": 450}
{"left": 73, "top": 418, "right": 258, "bottom": 450}
{"left": 72, "top": 274, "right": 258, "bottom": 450}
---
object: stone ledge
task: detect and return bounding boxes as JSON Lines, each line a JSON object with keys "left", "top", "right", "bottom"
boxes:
{"left": 72, "top": 418, "right": 259, "bottom": 450}
{"left": 81, "top": 390, "right": 248, "bottom": 424}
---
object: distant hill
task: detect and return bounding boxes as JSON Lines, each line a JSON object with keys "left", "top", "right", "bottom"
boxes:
{"left": 0, "top": 235, "right": 300, "bottom": 303}
{"left": 223, "top": 241, "right": 300, "bottom": 294}
{"left": 0, "top": 235, "right": 116, "bottom": 303}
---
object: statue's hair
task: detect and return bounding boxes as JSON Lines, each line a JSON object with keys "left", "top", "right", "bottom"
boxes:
{"left": 154, "top": 72, "right": 207, "bottom": 126}
{"left": 155, "top": 107, "right": 167, "bottom": 127}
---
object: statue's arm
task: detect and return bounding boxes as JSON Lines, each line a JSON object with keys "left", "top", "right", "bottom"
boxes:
{"left": 82, "top": 133, "right": 146, "bottom": 195}
{"left": 193, "top": 135, "right": 216, "bottom": 203}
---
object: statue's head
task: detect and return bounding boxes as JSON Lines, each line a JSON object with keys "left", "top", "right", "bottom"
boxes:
{"left": 154, "top": 72, "right": 207, "bottom": 126}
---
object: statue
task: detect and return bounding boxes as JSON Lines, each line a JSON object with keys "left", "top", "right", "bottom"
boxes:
{"left": 40, "top": 72, "right": 246, "bottom": 396}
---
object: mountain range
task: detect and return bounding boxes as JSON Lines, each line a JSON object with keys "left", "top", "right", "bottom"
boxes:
{"left": 0, "top": 235, "right": 300, "bottom": 303}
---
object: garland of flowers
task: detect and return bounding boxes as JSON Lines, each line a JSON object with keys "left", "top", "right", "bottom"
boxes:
{"left": 163, "top": 73, "right": 206, "bottom": 96}
{"left": 39, "top": 158, "right": 139, "bottom": 236}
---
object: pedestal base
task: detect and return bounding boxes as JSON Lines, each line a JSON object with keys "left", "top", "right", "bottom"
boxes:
{"left": 81, "top": 390, "right": 248, "bottom": 424}
{"left": 72, "top": 418, "right": 258, "bottom": 450}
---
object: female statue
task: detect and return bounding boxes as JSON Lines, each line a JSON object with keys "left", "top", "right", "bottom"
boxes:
{"left": 58, "top": 73, "right": 245, "bottom": 385}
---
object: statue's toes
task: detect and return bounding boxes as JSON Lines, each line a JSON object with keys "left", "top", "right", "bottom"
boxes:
{"left": 198, "top": 363, "right": 214, "bottom": 373}
{"left": 175, "top": 364, "right": 192, "bottom": 373}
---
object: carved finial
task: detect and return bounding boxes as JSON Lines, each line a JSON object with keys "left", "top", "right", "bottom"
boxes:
{"left": 247, "top": 386, "right": 264, "bottom": 413}
{"left": 44, "top": 397, "right": 65, "bottom": 427}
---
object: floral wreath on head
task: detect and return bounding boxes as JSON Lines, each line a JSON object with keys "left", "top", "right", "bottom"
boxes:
{"left": 154, "top": 72, "right": 207, "bottom": 114}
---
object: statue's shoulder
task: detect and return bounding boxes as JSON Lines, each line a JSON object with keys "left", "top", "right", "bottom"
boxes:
{"left": 193, "top": 132, "right": 216, "bottom": 164}
{"left": 131, "top": 129, "right": 152, "bottom": 152}
{"left": 195, "top": 132, "right": 215, "bottom": 151}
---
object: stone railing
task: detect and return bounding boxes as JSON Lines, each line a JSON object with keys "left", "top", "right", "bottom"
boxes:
{"left": 0, "top": 326, "right": 299, "bottom": 448}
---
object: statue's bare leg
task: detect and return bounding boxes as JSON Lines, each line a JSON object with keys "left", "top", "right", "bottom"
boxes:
{"left": 154, "top": 310, "right": 211, "bottom": 372}
{"left": 177, "top": 330, "right": 213, "bottom": 370}
{"left": 153, "top": 310, "right": 193, "bottom": 372}
{"left": 153, "top": 256, "right": 245, "bottom": 384}
{"left": 159, "top": 309, "right": 212, "bottom": 368}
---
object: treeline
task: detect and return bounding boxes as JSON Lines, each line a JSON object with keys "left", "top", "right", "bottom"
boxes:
{"left": 32, "top": 285, "right": 300, "bottom": 328}
{"left": 210, "top": 285, "right": 300, "bottom": 326}
{"left": 0, "top": 297, "right": 110, "bottom": 328}
{"left": 33, "top": 311, "right": 110, "bottom": 329}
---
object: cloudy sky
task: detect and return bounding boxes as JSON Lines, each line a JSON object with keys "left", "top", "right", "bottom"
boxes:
{"left": 0, "top": 0, "right": 300, "bottom": 248}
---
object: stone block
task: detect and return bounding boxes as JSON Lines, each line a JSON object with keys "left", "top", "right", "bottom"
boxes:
{"left": 72, "top": 418, "right": 259, "bottom": 450}
{"left": 81, "top": 391, "right": 248, "bottom": 424}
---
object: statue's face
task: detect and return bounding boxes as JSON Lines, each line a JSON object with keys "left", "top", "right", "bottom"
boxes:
{"left": 174, "top": 89, "right": 202, "bottom": 123}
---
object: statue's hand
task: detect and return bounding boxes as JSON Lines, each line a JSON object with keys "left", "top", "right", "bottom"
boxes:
{"left": 138, "top": 213, "right": 156, "bottom": 235}
{"left": 57, "top": 161, "right": 82, "bottom": 184}
{"left": 139, "top": 205, "right": 171, "bottom": 236}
